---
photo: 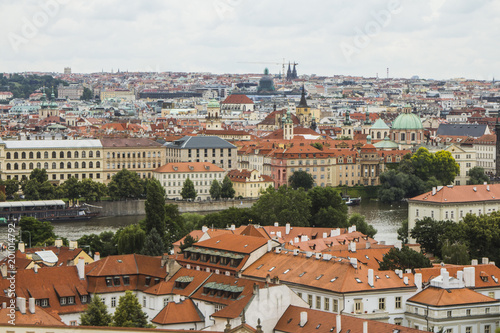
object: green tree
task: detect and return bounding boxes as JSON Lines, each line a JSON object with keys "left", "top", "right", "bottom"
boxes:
{"left": 23, "top": 169, "right": 56, "bottom": 200}
{"left": 165, "top": 204, "right": 187, "bottom": 251}
{"left": 348, "top": 213, "right": 377, "bottom": 238}
{"left": 182, "top": 212, "right": 205, "bottom": 232}
{"left": 107, "top": 169, "right": 145, "bottom": 200}
{"left": 144, "top": 179, "right": 166, "bottom": 238}
{"left": 410, "top": 147, "right": 435, "bottom": 181}
{"left": 202, "top": 207, "right": 256, "bottom": 229}
{"left": 441, "top": 240, "right": 470, "bottom": 265}
{"left": 311, "top": 142, "right": 323, "bottom": 150}
{"left": 379, "top": 246, "right": 432, "bottom": 271}
{"left": 2, "top": 179, "right": 19, "bottom": 197}
{"left": 468, "top": 166, "right": 489, "bottom": 185}
{"left": 209, "top": 179, "right": 222, "bottom": 200}
{"left": 289, "top": 170, "right": 314, "bottom": 190}
{"left": 461, "top": 212, "right": 500, "bottom": 264}
{"left": 433, "top": 150, "right": 460, "bottom": 185}
{"left": 221, "top": 176, "right": 235, "bottom": 199}
{"left": 397, "top": 220, "right": 409, "bottom": 244}
{"left": 179, "top": 234, "right": 197, "bottom": 252}
{"left": 378, "top": 170, "right": 409, "bottom": 203}
{"left": 62, "top": 177, "right": 81, "bottom": 205}
{"left": 252, "top": 186, "right": 311, "bottom": 226}
{"left": 141, "top": 228, "right": 165, "bottom": 256}
{"left": 80, "top": 178, "right": 107, "bottom": 202}
{"left": 308, "top": 187, "right": 348, "bottom": 228}
{"left": 80, "top": 294, "right": 112, "bottom": 326}
{"left": 29, "top": 168, "right": 48, "bottom": 183}
{"left": 19, "top": 217, "right": 57, "bottom": 246}
{"left": 116, "top": 224, "right": 146, "bottom": 254}
{"left": 81, "top": 87, "right": 93, "bottom": 100}
{"left": 410, "top": 217, "right": 463, "bottom": 258}
{"left": 180, "top": 178, "right": 197, "bottom": 200}
{"left": 113, "top": 291, "right": 152, "bottom": 328}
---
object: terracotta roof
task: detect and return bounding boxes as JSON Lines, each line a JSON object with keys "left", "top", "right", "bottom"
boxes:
{"left": 0, "top": 305, "right": 65, "bottom": 326}
{"left": 408, "top": 286, "right": 497, "bottom": 306}
{"left": 100, "top": 138, "right": 163, "bottom": 147}
{"left": 275, "top": 305, "right": 425, "bottom": 333}
{"left": 227, "top": 169, "right": 273, "bottom": 183}
{"left": 86, "top": 254, "right": 165, "bottom": 277}
{"left": 143, "top": 268, "right": 211, "bottom": 297}
{"left": 153, "top": 162, "right": 225, "bottom": 173}
{"left": 194, "top": 234, "right": 268, "bottom": 254}
{"left": 222, "top": 94, "right": 254, "bottom": 105}
{"left": 409, "top": 184, "right": 500, "bottom": 204}
{"left": 152, "top": 298, "right": 204, "bottom": 325}
{"left": 414, "top": 263, "right": 500, "bottom": 289}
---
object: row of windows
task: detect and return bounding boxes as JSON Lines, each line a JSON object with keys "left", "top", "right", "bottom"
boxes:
{"left": 109, "top": 162, "right": 157, "bottom": 169}
{"left": 163, "top": 173, "right": 223, "bottom": 179}
{"left": 6, "top": 161, "right": 100, "bottom": 170}
{"left": 6, "top": 173, "right": 100, "bottom": 181}
{"left": 6, "top": 150, "right": 100, "bottom": 159}
{"left": 107, "top": 151, "right": 161, "bottom": 159}
{"left": 416, "top": 208, "right": 496, "bottom": 219}
{"left": 290, "top": 159, "right": 327, "bottom": 166}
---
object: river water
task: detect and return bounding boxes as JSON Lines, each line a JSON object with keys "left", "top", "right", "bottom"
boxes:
{"left": 47, "top": 200, "right": 408, "bottom": 246}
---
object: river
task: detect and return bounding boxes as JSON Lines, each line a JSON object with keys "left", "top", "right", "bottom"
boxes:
{"left": 47, "top": 200, "right": 408, "bottom": 246}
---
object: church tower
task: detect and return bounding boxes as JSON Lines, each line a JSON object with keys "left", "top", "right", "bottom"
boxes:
{"left": 296, "top": 86, "right": 312, "bottom": 127}
{"left": 341, "top": 110, "right": 354, "bottom": 138}
{"left": 206, "top": 99, "right": 222, "bottom": 130}
{"left": 283, "top": 109, "right": 294, "bottom": 140}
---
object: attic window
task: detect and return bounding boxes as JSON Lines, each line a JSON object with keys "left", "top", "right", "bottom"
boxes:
{"left": 385, "top": 275, "right": 390, "bottom": 279}
{"left": 299, "top": 271, "right": 306, "bottom": 277}
{"left": 123, "top": 276, "right": 130, "bottom": 285}
{"left": 481, "top": 276, "right": 489, "bottom": 282}
{"left": 256, "top": 264, "right": 263, "bottom": 270}
{"left": 269, "top": 266, "right": 275, "bottom": 272}
{"left": 316, "top": 274, "right": 323, "bottom": 280}
{"left": 365, "top": 255, "right": 369, "bottom": 259}
{"left": 283, "top": 269, "right": 290, "bottom": 274}
{"left": 105, "top": 277, "right": 112, "bottom": 287}
{"left": 375, "top": 275, "right": 380, "bottom": 280}
{"left": 316, "top": 324, "right": 321, "bottom": 329}
{"left": 355, "top": 278, "right": 362, "bottom": 283}
{"left": 330, "top": 277, "right": 338, "bottom": 283}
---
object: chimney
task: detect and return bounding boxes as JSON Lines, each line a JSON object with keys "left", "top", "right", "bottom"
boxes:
{"left": 363, "top": 321, "right": 368, "bottom": 333}
{"left": 294, "top": 237, "right": 300, "bottom": 243}
{"left": 293, "top": 249, "right": 300, "bottom": 256}
{"left": 457, "top": 270, "right": 464, "bottom": 283}
{"left": 299, "top": 311, "right": 307, "bottom": 327}
{"left": 2, "top": 302, "right": 5, "bottom": 309}
{"left": 276, "top": 231, "right": 282, "bottom": 238}
{"left": 274, "top": 222, "right": 279, "bottom": 227}
{"left": 350, "top": 241, "right": 356, "bottom": 252}
{"left": 301, "top": 235, "right": 308, "bottom": 242}
{"left": 77, "top": 257, "right": 85, "bottom": 280}
{"left": 414, "top": 273, "right": 422, "bottom": 291}
{"left": 18, "top": 242, "right": 25, "bottom": 253}
{"left": 442, "top": 269, "right": 450, "bottom": 288}
{"left": 368, "top": 269, "right": 374, "bottom": 287}
{"left": 253, "top": 283, "right": 259, "bottom": 295}
{"left": 351, "top": 225, "right": 356, "bottom": 232}
{"left": 69, "top": 240, "right": 78, "bottom": 250}
{"left": 336, "top": 315, "right": 341, "bottom": 332}
{"left": 365, "top": 241, "right": 371, "bottom": 249}
{"left": 323, "top": 232, "right": 328, "bottom": 238}
{"left": 471, "top": 259, "right": 478, "bottom": 266}
{"left": 28, "top": 298, "right": 35, "bottom": 314}
{"left": 230, "top": 224, "right": 235, "bottom": 231}
{"left": 34, "top": 265, "right": 38, "bottom": 273}
{"left": 17, "top": 297, "right": 26, "bottom": 314}
{"left": 0, "top": 264, "right": 7, "bottom": 278}
{"left": 432, "top": 187, "right": 436, "bottom": 195}
{"left": 487, "top": 185, "right": 490, "bottom": 191}
{"left": 464, "top": 267, "right": 476, "bottom": 287}
{"left": 94, "top": 252, "right": 100, "bottom": 261}
{"left": 267, "top": 240, "right": 272, "bottom": 252}
{"left": 54, "top": 239, "right": 63, "bottom": 248}
{"left": 202, "top": 225, "right": 209, "bottom": 233}
{"left": 315, "top": 253, "right": 322, "bottom": 260}
{"left": 482, "top": 257, "right": 489, "bottom": 265}
{"left": 350, "top": 258, "right": 358, "bottom": 269}
{"left": 285, "top": 223, "right": 291, "bottom": 235}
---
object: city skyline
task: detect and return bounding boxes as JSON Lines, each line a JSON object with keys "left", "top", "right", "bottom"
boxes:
{"left": 1, "top": 0, "right": 499, "bottom": 80}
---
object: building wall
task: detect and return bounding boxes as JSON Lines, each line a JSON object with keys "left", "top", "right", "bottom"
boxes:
{"left": 154, "top": 170, "right": 226, "bottom": 200}
{"left": 165, "top": 147, "right": 237, "bottom": 171}
{"left": 103, "top": 147, "right": 164, "bottom": 183}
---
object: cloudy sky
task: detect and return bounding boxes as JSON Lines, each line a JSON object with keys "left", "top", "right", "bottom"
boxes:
{"left": 1, "top": 0, "right": 499, "bottom": 79}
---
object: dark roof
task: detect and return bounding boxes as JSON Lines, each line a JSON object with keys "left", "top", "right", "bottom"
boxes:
{"left": 436, "top": 123, "right": 488, "bottom": 138}
{"left": 165, "top": 135, "right": 236, "bottom": 149}
{"left": 100, "top": 138, "right": 163, "bottom": 148}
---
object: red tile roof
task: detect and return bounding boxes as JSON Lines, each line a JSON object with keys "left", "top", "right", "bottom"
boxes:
{"left": 409, "top": 184, "right": 500, "bottom": 204}
{"left": 152, "top": 298, "right": 204, "bottom": 325}
{"left": 408, "top": 286, "right": 497, "bottom": 306}
{"left": 154, "top": 162, "right": 225, "bottom": 173}
{"left": 222, "top": 94, "right": 254, "bottom": 105}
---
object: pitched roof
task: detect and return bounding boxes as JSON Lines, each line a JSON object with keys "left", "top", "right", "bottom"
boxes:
{"left": 100, "top": 138, "right": 163, "bottom": 147}
{"left": 152, "top": 298, "right": 204, "bottom": 325}
{"left": 0, "top": 305, "right": 65, "bottom": 326}
{"left": 165, "top": 135, "right": 236, "bottom": 149}
{"left": 408, "top": 286, "right": 497, "bottom": 306}
{"left": 154, "top": 162, "right": 225, "bottom": 173}
{"left": 436, "top": 123, "right": 488, "bottom": 138}
{"left": 143, "top": 267, "right": 211, "bottom": 297}
{"left": 414, "top": 263, "right": 500, "bottom": 289}
{"left": 192, "top": 234, "right": 268, "bottom": 254}
{"left": 222, "top": 94, "right": 254, "bottom": 105}
{"left": 275, "top": 305, "right": 425, "bottom": 333}
{"left": 409, "top": 184, "right": 500, "bottom": 204}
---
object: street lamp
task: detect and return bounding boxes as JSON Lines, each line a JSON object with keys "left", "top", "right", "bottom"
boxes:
{"left": 21, "top": 230, "right": 31, "bottom": 248}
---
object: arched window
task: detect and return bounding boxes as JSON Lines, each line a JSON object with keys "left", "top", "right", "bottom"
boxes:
{"left": 44, "top": 152, "right": 48, "bottom": 159}
{"left": 89, "top": 162, "right": 93, "bottom": 169}
{"left": 14, "top": 163, "right": 18, "bottom": 170}
{"left": 107, "top": 152, "right": 110, "bottom": 158}
{"left": 112, "top": 152, "right": 115, "bottom": 158}
{"left": 6, "top": 152, "right": 10, "bottom": 159}
{"left": 60, "top": 162, "right": 64, "bottom": 169}
{"left": 6, "top": 163, "right": 10, "bottom": 170}
{"left": 37, "top": 162, "right": 41, "bottom": 169}
{"left": 60, "top": 152, "right": 64, "bottom": 158}
{"left": 29, "top": 163, "right": 33, "bottom": 169}
{"left": 14, "top": 152, "right": 18, "bottom": 159}
{"left": 29, "top": 152, "right": 34, "bottom": 159}
{"left": 96, "top": 151, "right": 100, "bottom": 158}
{"left": 411, "top": 133, "right": 416, "bottom": 141}
{"left": 133, "top": 153, "right": 136, "bottom": 158}
{"left": 67, "top": 151, "right": 72, "bottom": 159}
{"left": 52, "top": 151, "right": 57, "bottom": 159}
{"left": 96, "top": 161, "right": 100, "bottom": 168}
{"left": 377, "top": 132, "right": 381, "bottom": 139}
{"left": 401, "top": 133, "right": 406, "bottom": 141}
{"left": 21, "top": 152, "right": 26, "bottom": 159}
{"left": 74, "top": 162, "right": 79, "bottom": 168}
{"left": 74, "top": 151, "right": 79, "bottom": 158}
{"left": 89, "top": 151, "right": 93, "bottom": 158}
{"left": 52, "top": 162, "right": 56, "bottom": 169}
{"left": 142, "top": 152, "right": 146, "bottom": 158}
{"left": 37, "top": 152, "right": 41, "bottom": 159}
{"left": 82, "top": 151, "right": 86, "bottom": 158}
{"left": 67, "top": 162, "right": 71, "bottom": 169}
{"left": 82, "top": 162, "right": 86, "bottom": 168}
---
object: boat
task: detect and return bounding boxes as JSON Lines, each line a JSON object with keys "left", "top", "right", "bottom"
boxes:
{"left": 0, "top": 200, "right": 100, "bottom": 223}
{"left": 345, "top": 197, "right": 362, "bottom": 206}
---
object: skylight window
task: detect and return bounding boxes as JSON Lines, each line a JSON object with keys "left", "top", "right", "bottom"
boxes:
{"left": 269, "top": 266, "right": 275, "bottom": 272}
{"left": 355, "top": 278, "right": 362, "bottom": 283}
{"left": 283, "top": 269, "right": 290, "bottom": 274}
{"left": 316, "top": 274, "right": 323, "bottom": 280}
{"left": 330, "top": 277, "right": 338, "bottom": 282}
{"left": 385, "top": 275, "right": 390, "bottom": 279}
{"left": 376, "top": 275, "right": 380, "bottom": 279}
{"left": 256, "top": 264, "right": 263, "bottom": 270}
{"left": 299, "top": 271, "right": 306, "bottom": 277}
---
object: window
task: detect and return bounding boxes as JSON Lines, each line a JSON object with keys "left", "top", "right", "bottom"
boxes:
{"left": 378, "top": 297, "right": 385, "bottom": 310}
{"left": 113, "top": 276, "right": 120, "bottom": 286}
{"left": 488, "top": 292, "right": 494, "bottom": 298}
{"left": 14, "top": 152, "right": 18, "bottom": 159}
{"left": 29, "top": 152, "right": 33, "bottom": 159}
{"left": 445, "top": 329, "right": 452, "bottom": 333}
{"left": 333, "top": 299, "right": 338, "bottom": 312}
{"left": 466, "top": 327, "right": 471, "bottom": 333}
{"left": 485, "top": 307, "right": 490, "bottom": 314}
{"left": 105, "top": 277, "right": 112, "bottom": 287}
{"left": 143, "top": 296, "right": 147, "bottom": 307}
{"left": 316, "top": 296, "right": 321, "bottom": 309}
{"left": 89, "top": 151, "right": 93, "bottom": 158}
{"left": 485, "top": 326, "right": 491, "bottom": 333}
{"left": 145, "top": 276, "right": 151, "bottom": 286}
{"left": 466, "top": 309, "right": 471, "bottom": 315}
{"left": 60, "top": 151, "right": 64, "bottom": 158}
{"left": 123, "top": 276, "right": 130, "bottom": 285}
{"left": 324, "top": 298, "right": 330, "bottom": 311}
{"left": 354, "top": 299, "right": 362, "bottom": 314}
{"left": 111, "top": 297, "right": 116, "bottom": 307}
{"left": 70, "top": 320, "right": 77, "bottom": 326}
{"left": 447, "top": 310, "right": 452, "bottom": 317}
{"left": 75, "top": 151, "right": 79, "bottom": 158}
{"left": 68, "top": 296, "right": 75, "bottom": 304}
{"left": 60, "top": 297, "right": 66, "bottom": 305}
{"left": 308, "top": 295, "right": 313, "bottom": 307}
{"left": 395, "top": 296, "right": 401, "bottom": 309}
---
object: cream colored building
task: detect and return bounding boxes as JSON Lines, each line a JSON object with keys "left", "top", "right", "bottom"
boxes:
{"left": 153, "top": 162, "right": 226, "bottom": 200}
{"left": 473, "top": 134, "right": 496, "bottom": 175}
{"left": 428, "top": 144, "right": 475, "bottom": 186}
{"left": 100, "top": 88, "right": 135, "bottom": 101}
{"left": 227, "top": 169, "right": 273, "bottom": 198}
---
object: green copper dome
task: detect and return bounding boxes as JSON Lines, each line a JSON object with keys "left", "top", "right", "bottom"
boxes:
{"left": 207, "top": 99, "right": 220, "bottom": 108}
{"left": 392, "top": 113, "right": 423, "bottom": 130}
{"left": 374, "top": 136, "right": 399, "bottom": 149}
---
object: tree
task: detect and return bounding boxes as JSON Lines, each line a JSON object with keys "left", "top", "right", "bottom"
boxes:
{"left": 348, "top": 213, "right": 377, "bottom": 238}
{"left": 468, "top": 166, "right": 489, "bottom": 185}
{"left": 62, "top": 177, "right": 81, "bottom": 205}
{"left": 113, "top": 291, "right": 152, "bottom": 328}
{"left": 379, "top": 246, "right": 432, "bottom": 271}
{"left": 144, "top": 179, "right": 166, "bottom": 238}
{"left": 378, "top": 170, "right": 409, "bottom": 203}
{"left": 221, "top": 176, "right": 235, "bottom": 199}
{"left": 23, "top": 169, "right": 56, "bottom": 200}
{"left": 2, "top": 179, "right": 19, "bottom": 197}
{"left": 410, "top": 217, "right": 463, "bottom": 258}
{"left": 441, "top": 240, "right": 469, "bottom": 265}
{"left": 308, "top": 187, "right": 348, "bottom": 228}
{"left": 108, "top": 169, "right": 145, "bottom": 200}
{"left": 209, "top": 180, "right": 221, "bottom": 200}
{"left": 165, "top": 204, "right": 187, "bottom": 252}
{"left": 289, "top": 170, "right": 314, "bottom": 190}
{"left": 115, "top": 224, "right": 146, "bottom": 254}
{"left": 311, "top": 142, "right": 323, "bottom": 150}
{"left": 19, "top": 217, "right": 57, "bottom": 246}
{"left": 397, "top": 220, "right": 409, "bottom": 244}
{"left": 202, "top": 207, "right": 256, "bottom": 229}
{"left": 80, "top": 294, "right": 112, "bottom": 326}
{"left": 80, "top": 178, "right": 107, "bottom": 202}
{"left": 433, "top": 150, "right": 460, "bottom": 185}
{"left": 141, "top": 228, "right": 165, "bottom": 256}
{"left": 410, "top": 147, "right": 435, "bottom": 181}
{"left": 29, "top": 168, "right": 48, "bottom": 183}
{"left": 252, "top": 186, "right": 311, "bottom": 227}
{"left": 81, "top": 87, "right": 93, "bottom": 100}
{"left": 180, "top": 178, "right": 197, "bottom": 200}
{"left": 179, "top": 234, "right": 197, "bottom": 252}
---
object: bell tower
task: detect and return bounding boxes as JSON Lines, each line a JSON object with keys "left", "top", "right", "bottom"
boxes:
{"left": 206, "top": 99, "right": 222, "bottom": 130}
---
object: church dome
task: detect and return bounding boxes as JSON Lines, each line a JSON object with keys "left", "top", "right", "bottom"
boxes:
{"left": 392, "top": 113, "right": 423, "bottom": 130}
{"left": 207, "top": 99, "right": 220, "bottom": 108}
